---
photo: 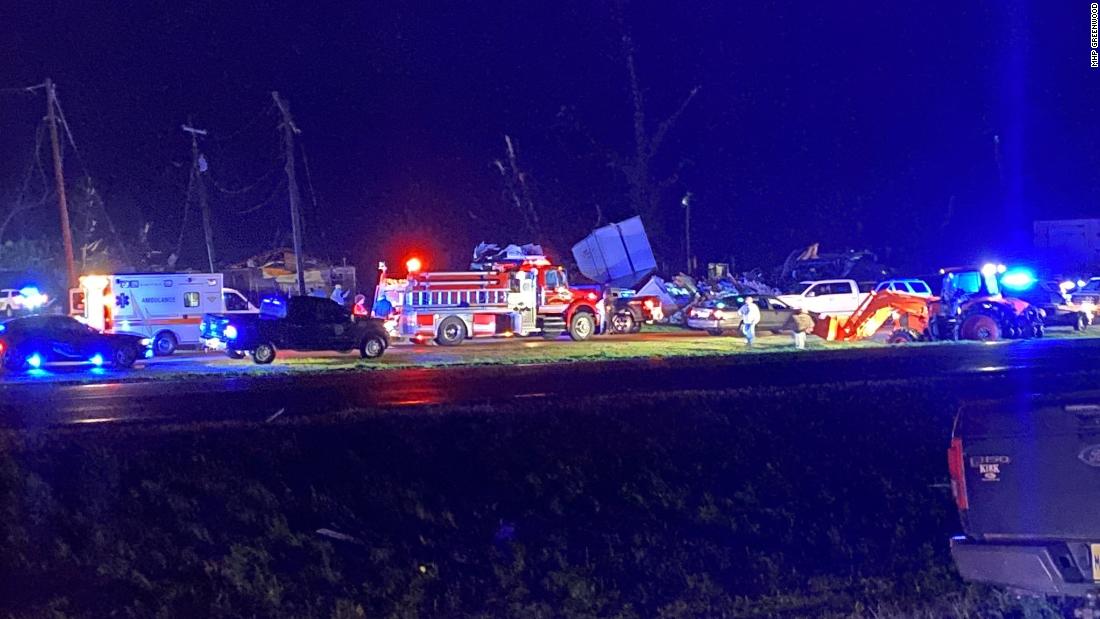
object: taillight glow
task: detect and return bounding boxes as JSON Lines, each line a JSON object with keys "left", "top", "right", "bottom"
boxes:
{"left": 947, "top": 437, "right": 969, "bottom": 510}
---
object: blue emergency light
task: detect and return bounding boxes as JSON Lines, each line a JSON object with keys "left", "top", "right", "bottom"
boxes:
{"left": 1000, "top": 268, "right": 1037, "bottom": 291}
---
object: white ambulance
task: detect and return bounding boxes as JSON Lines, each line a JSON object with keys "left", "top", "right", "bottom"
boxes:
{"left": 74, "top": 273, "right": 257, "bottom": 355}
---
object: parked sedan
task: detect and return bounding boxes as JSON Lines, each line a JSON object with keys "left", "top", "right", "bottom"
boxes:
{"left": 0, "top": 315, "right": 151, "bottom": 371}
{"left": 686, "top": 294, "right": 800, "bottom": 336}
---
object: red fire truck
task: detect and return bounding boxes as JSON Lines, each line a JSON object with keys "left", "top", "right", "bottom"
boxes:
{"left": 374, "top": 253, "right": 604, "bottom": 346}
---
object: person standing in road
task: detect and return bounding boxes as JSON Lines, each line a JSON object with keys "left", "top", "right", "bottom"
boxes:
{"left": 738, "top": 296, "right": 761, "bottom": 348}
{"left": 790, "top": 307, "right": 814, "bottom": 350}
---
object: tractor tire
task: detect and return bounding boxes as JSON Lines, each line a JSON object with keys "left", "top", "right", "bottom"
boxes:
{"left": 888, "top": 329, "right": 920, "bottom": 344}
{"left": 435, "top": 316, "right": 467, "bottom": 346}
{"left": 568, "top": 311, "right": 595, "bottom": 341}
{"left": 610, "top": 311, "right": 635, "bottom": 335}
{"left": 252, "top": 342, "right": 277, "bottom": 364}
{"left": 706, "top": 328, "right": 724, "bottom": 336}
{"left": 112, "top": 345, "right": 138, "bottom": 369}
{"left": 960, "top": 314, "right": 1001, "bottom": 342}
{"left": 153, "top": 331, "right": 178, "bottom": 356}
{"left": 360, "top": 335, "right": 386, "bottom": 359}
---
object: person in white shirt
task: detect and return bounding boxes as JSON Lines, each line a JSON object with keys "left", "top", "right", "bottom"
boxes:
{"left": 738, "top": 296, "right": 761, "bottom": 348}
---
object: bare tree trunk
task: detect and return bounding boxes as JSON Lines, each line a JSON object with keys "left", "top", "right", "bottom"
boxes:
{"left": 493, "top": 135, "right": 542, "bottom": 240}
{"left": 619, "top": 30, "right": 699, "bottom": 234}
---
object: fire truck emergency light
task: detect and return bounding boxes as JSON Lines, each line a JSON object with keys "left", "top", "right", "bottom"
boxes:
{"left": 406, "top": 257, "right": 423, "bottom": 273}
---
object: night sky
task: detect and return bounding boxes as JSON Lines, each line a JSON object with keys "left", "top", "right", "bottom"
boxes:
{"left": 2, "top": 1, "right": 1098, "bottom": 279}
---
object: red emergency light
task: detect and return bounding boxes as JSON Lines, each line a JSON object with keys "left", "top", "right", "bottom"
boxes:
{"left": 406, "top": 257, "right": 423, "bottom": 274}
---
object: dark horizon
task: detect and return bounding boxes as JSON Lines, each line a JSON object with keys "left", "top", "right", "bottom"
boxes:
{"left": 2, "top": 1, "right": 1097, "bottom": 280}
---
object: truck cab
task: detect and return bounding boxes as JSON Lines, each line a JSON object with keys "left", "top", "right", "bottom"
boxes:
{"left": 202, "top": 295, "right": 389, "bottom": 364}
{"left": 777, "top": 279, "right": 866, "bottom": 317}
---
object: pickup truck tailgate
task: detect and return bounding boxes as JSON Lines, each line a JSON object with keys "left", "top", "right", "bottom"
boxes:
{"left": 956, "top": 398, "right": 1100, "bottom": 540}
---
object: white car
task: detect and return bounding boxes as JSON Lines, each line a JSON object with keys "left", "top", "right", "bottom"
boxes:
{"left": 0, "top": 287, "right": 48, "bottom": 317}
{"left": 873, "top": 278, "right": 933, "bottom": 297}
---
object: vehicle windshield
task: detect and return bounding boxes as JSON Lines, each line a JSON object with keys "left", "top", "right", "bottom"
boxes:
{"left": 1082, "top": 279, "right": 1100, "bottom": 292}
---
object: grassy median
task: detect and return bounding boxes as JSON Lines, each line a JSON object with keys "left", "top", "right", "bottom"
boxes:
{"left": 0, "top": 379, "right": 1072, "bottom": 617}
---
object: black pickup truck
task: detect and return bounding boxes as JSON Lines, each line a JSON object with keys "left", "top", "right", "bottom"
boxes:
{"left": 201, "top": 295, "right": 389, "bottom": 364}
{"left": 949, "top": 396, "right": 1100, "bottom": 598}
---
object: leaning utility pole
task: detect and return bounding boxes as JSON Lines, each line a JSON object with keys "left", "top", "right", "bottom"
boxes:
{"left": 45, "top": 78, "right": 77, "bottom": 290}
{"left": 182, "top": 123, "right": 216, "bottom": 273}
{"left": 271, "top": 91, "right": 306, "bottom": 296}
{"left": 681, "top": 191, "right": 692, "bottom": 275}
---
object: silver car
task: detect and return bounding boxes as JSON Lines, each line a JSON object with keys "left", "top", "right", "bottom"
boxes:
{"left": 686, "top": 294, "right": 798, "bottom": 336}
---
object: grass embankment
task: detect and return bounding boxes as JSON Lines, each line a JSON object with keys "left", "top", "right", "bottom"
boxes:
{"left": 0, "top": 381, "right": 1068, "bottom": 617}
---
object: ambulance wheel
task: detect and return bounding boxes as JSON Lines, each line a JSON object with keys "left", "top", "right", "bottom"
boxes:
{"left": 435, "top": 317, "right": 467, "bottom": 346}
{"left": 112, "top": 345, "right": 138, "bottom": 369}
{"left": 568, "top": 311, "right": 595, "bottom": 341}
{"left": 252, "top": 342, "right": 277, "bottom": 364}
{"left": 153, "top": 331, "right": 178, "bottom": 356}
{"left": 360, "top": 335, "right": 386, "bottom": 359}
{"left": 225, "top": 349, "right": 246, "bottom": 360}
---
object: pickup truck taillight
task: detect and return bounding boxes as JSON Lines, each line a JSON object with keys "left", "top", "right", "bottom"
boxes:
{"left": 947, "top": 437, "right": 969, "bottom": 511}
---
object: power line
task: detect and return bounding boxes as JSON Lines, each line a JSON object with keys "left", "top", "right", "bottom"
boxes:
{"left": 52, "top": 87, "right": 131, "bottom": 265}
{"left": 210, "top": 165, "right": 281, "bottom": 196}
{"left": 232, "top": 178, "right": 286, "bottom": 215}
{"left": 211, "top": 102, "right": 278, "bottom": 143}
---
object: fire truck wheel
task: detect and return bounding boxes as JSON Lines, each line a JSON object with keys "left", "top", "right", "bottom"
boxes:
{"left": 225, "top": 349, "right": 246, "bottom": 360}
{"left": 959, "top": 313, "right": 1001, "bottom": 342}
{"left": 569, "top": 311, "right": 595, "bottom": 341}
{"left": 252, "top": 342, "right": 277, "bottom": 364}
{"left": 435, "top": 317, "right": 467, "bottom": 346}
{"left": 360, "top": 335, "right": 386, "bottom": 359}
{"left": 153, "top": 331, "right": 178, "bottom": 356}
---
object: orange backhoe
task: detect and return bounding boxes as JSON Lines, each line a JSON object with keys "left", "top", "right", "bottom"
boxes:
{"left": 812, "top": 290, "right": 930, "bottom": 342}
{"left": 814, "top": 266, "right": 1045, "bottom": 343}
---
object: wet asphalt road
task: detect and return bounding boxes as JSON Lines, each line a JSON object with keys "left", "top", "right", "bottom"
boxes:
{"left": 1, "top": 330, "right": 1099, "bottom": 428}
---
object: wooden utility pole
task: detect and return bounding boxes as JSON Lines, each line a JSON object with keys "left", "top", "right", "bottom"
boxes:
{"left": 182, "top": 123, "right": 216, "bottom": 273}
{"left": 271, "top": 91, "right": 306, "bottom": 296}
{"left": 45, "top": 78, "right": 77, "bottom": 290}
